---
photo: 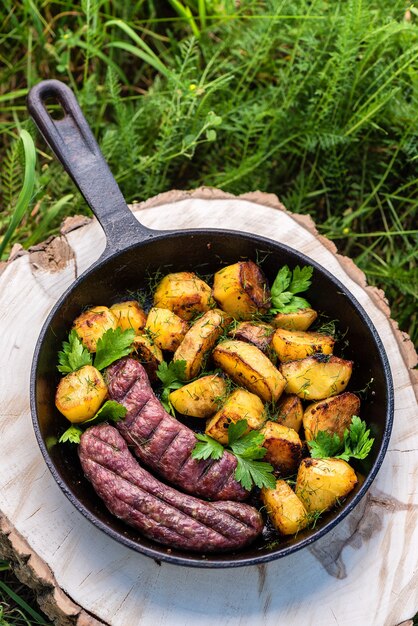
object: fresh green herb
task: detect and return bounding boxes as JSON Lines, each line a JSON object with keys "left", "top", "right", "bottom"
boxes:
{"left": 59, "top": 400, "right": 127, "bottom": 445}
{"left": 156, "top": 359, "right": 187, "bottom": 415}
{"left": 308, "top": 430, "right": 342, "bottom": 459}
{"left": 270, "top": 265, "right": 313, "bottom": 314}
{"left": 192, "top": 433, "right": 224, "bottom": 460}
{"left": 191, "top": 419, "right": 276, "bottom": 491}
{"left": 84, "top": 400, "right": 127, "bottom": 424}
{"left": 57, "top": 330, "right": 93, "bottom": 374}
{"left": 93, "top": 327, "right": 136, "bottom": 371}
{"left": 59, "top": 425, "right": 83, "bottom": 444}
{"left": 308, "top": 416, "right": 374, "bottom": 461}
{"left": 228, "top": 422, "right": 276, "bottom": 490}
{"left": 339, "top": 416, "right": 375, "bottom": 461}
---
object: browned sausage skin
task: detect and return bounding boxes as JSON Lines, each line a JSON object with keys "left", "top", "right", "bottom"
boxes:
{"left": 79, "top": 424, "right": 263, "bottom": 552}
{"left": 106, "top": 358, "right": 248, "bottom": 501}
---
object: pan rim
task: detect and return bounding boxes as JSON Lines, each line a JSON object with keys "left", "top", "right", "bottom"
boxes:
{"left": 30, "top": 227, "right": 394, "bottom": 568}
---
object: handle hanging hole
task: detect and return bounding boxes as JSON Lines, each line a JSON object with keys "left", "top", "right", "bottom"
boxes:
{"left": 44, "top": 97, "right": 66, "bottom": 120}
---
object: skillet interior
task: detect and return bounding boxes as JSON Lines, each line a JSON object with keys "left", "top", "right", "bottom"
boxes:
{"left": 31, "top": 228, "right": 393, "bottom": 567}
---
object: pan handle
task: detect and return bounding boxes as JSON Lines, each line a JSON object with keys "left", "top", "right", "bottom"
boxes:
{"left": 27, "top": 79, "right": 155, "bottom": 255}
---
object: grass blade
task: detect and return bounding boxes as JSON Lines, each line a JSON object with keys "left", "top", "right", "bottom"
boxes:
{"left": 198, "top": 0, "right": 207, "bottom": 30}
{"left": 105, "top": 19, "right": 173, "bottom": 78}
{"left": 0, "top": 580, "right": 50, "bottom": 624}
{"left": 0, "top": 130, "right": 36, "bottom": 259}
{"left": 106, "top": 41, "right": 171, "bottom": 79}
{"left": 167, "top": 0, "right": 201, "bottom": 38}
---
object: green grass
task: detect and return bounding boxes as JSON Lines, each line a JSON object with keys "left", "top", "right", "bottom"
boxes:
{"left": 1, "top": 0, "right": 417, "bottom": 349}
{"left": 0, "top": 561, "right": 51, "bottom": 625}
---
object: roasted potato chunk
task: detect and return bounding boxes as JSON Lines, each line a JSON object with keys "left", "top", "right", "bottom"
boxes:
{"left": 205, "top": 388, "right": 265, "bottom": 445}
{"left": 153, "top": 272, "right": 214, "bottom": 321}
{"left": 213, "top": 261, "right": 270, "bottom": 319}
{"left": 73, "top": 306, "right": 117, "bottom": 352}
{"left": 131, "top": 334, "right": 163, "bottom": 381}
{"left": 145, "top": 307, "right": 189, "bottom": 352}
{"left": 213, "top": 339, "right": 286, "bottom": 403}
{"left": 229, "top": 321, "right": 274, "bottom": 353}
{"left": 303, "top": 392, "right": 361, "bottom": 441}
{"left": 272, "top": 308, "right": 318, "bottom": 331}
{"left": 280, "top": 355, "right": 353, "bottom": 400}
{"left": 173, "top": 309, "right": 231, "bottom": 380}
{"left": 274, "top": 394, "right": 303, "bottom": 432}
{"left": 295, "top": 457, "right": 358, "bottom": 513}
{"left": 261, "top": 480, "right": 308, "bottom": 535}
{"left": 55, "top": 365, "right": 107, "bottom": 423}
{"left": 109, "top": 300, "right": 147, "bottom": 334}
{"left": 261, "top": 421, "right": 302, "bottom": 475}
{"left": 169, "top": 374, "right": 227, "bottom": 418}
{"left": 271, "top": 328, "right": 334, "bottom": 362}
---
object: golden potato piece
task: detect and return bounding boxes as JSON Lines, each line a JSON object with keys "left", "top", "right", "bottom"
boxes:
{"left": 271, "top": 328, "right": 334, "bottom": 362}
{"left": 173, "top": 309, "right": 230, "bottom": 380}
{"left": 55, "top": 365, "right": 107, "bottom": 423}
{"left": 73, "top": 306, "right": 117, "bottom": 352}
{"left": 295, "top": 457, "right": 358, "bottom": 513}
{"left": 261, "top": 421, "right": 302, "bottom": 475}
{"left": 261, "top": 479, "right": 308, "bottom": 535}
{"left": 169, "top": 375, "right": 227, "bottom": 418}
{"left": 145, "top": 307, "right": 189, "bottom": 351}
{"left": 213, "top": 260, "right": 270, "bottom": 319}
{"left": 110, "top": 301, "right": 147, "bottom": 334}
{"left": 303, "top": 392, "right": 361, "bottom": 441}
{"left": 205, "top": 388, "right": 265, "bottom": 445}
{"left": 280, "top": 355, "right": 353, "bottom": 400}
{"left": 275, "top": 394, "right": 303, "bottom": 432}
{"left": 131, "top": 334, "right": 163, "bottom": 381}
{"left": 229, "top": 321, "right": 274, "bottom": 353}
{"left": 272, "top": 308, "right": 318, "bottom": 331}
{"left": 213, "top": 339, "right": 286, "bottom": 403}
{"left": 153, "top": 272, "right": 214, "bottom": 321}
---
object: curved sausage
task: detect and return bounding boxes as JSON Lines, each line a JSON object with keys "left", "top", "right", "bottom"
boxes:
{"left": 79, "top": 424, "right": 263, "bottom": 552}
{"left": 106, "top": 358, "right": 248, "bottom": 501}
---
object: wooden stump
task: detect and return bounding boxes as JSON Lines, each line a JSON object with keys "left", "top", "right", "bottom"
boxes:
{"left": 0, "top": 189, "right": 416, "bottom": 626}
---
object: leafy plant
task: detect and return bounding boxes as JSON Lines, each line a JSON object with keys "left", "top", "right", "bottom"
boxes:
{"left": 57, "top": 327, "right": 135, "bottom": 373}
{"left": 307, "top": 415, "right": 375, "bottom": 461}
{"left": 156, "top": 359, "right": 187, "bottom": 414}
{"left": 0, "top": 131, "right": 36, "bottom": 259}
{"left": 269, "top": 265, "right": 313, "bottom": 313}
{"left": 191, "top": 419, "right": 276, "bottom": 490}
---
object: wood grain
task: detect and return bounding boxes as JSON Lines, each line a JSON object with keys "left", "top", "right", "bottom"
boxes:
{"left": 0, "top": 188, "right": 416, "bottom": 626}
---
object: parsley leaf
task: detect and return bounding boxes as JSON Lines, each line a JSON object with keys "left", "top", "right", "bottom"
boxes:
{"left": 57, "top": 330, "right": 92, "bottom": 374}
{"left": 59, "top": 425, "right": 83, "bottom": 444}
{"left": 228, "top": 421, "right": 276, "bottom": 490}
{"left": 58, "top": 400, "right": 127, "bottom": 445}
{"left": 93, "top": 327, "right": 136, "bottom": 371}
{"left": 227, "top": 419, "right": 249, "bottom": 445}
{"left": 234, "top": 457, "right": 276, "bottom": 491}
{"left": 288, "top": 265, "right": 313, "bottom": 294}
{"left": 339, "top": 416, "right": 375, "bottom": 461}
{"left": 191, "top": 419, "right": 276, "bottom": 491}
{"left": 156, "top": 360, "right": 187, "bottom": 415}
{"left": 270, "top": 265, "right": 313, "bottom": 314}
{"left": 308, "top": 430, "right": 342, "bottom": 459}
{"left": 307, "top": 416, "right": 374, "bottom": 461}
{"left": 83, "top": 400, "right": 127, "bottom": 424}
{"left": 157, "top": 360, "right": 187, "bottom": 387}
{"left": 191, "top": 433, "right": 224, "bottom": 460}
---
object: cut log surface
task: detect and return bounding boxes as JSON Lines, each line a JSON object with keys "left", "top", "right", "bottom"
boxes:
{"left": 0, "top": 188, "right": 416, "bottom": 626}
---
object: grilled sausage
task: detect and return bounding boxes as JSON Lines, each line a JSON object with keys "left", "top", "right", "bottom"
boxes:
{"left": 79, "top": 424, "right": 263, "bottom": 552}
{"left": 106, "top": 358, "right": 248, "bottom": 501}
